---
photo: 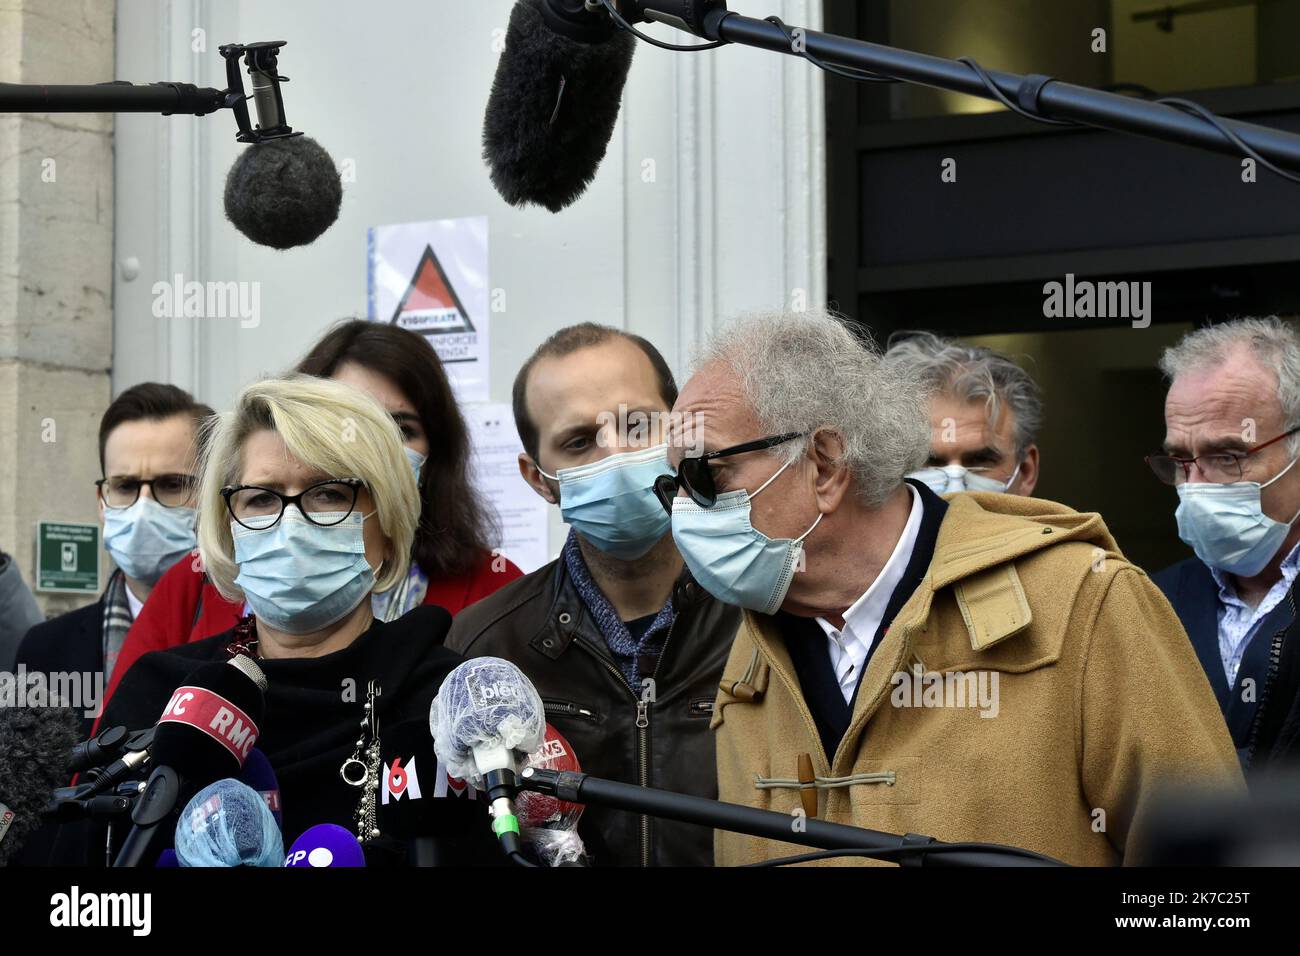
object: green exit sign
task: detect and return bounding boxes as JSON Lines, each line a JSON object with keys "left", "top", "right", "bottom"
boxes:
{"left": 36, "top": 521, "right": 100, "bottom": 593}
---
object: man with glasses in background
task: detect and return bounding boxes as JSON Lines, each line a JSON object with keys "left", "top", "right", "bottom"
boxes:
{"left": 18, "top": 383, "right": 212, "bottom": 728}
{"left": 1150, "top": 317, "right": 1300, "bottom": 771}
{"left": 882, "top": 331, "right": 1041, "bottom": 497}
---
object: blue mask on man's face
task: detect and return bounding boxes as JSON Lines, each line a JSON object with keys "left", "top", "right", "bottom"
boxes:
{"left": 907, "top": 463, "right": 1020, "bottom": 496}
{"left": 539, "top": 445, "right": 673, "bottom": 560}
{"left": 103, "top": 496, "right": 197, "bottom": 585}
{"left": 1175, "top": 456, "right": 1300, "bottom": 577}
{"left": 669, "top": 455, "right": 822, "bottom": 614}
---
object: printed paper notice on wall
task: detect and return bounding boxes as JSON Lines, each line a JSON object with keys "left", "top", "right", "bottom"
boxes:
{"left": 368, "top": 217, "right": 490, "bottom": 403}
{"left": 466, "top": 403, "right": 550, "bottom": 574}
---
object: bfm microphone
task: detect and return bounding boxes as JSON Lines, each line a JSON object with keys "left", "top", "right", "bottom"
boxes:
{"left": 429, "top": 658, "right": 546, "bottom": 860}
{"left": 483, "top": 1, "right": 724, "bottom": 212}
{"left": 173, "top": 778, "right": 284, "bottom": 867}
{"left": 519, "top": 722, "right": 588, "bottom": 866}
{"left": 238, "top": 747, "right": 283, "bottom": 828}
{"left": 284, "top": 824, "right": 367, "bottom": 868}
{"left": 113, "top": 654, "right": 267, "bottom": 867}
{"left": 0, "top": 705, "right": 83, "bottom": 866}
{"left": 376, "top": 720, "right": 482, "bottom": 867}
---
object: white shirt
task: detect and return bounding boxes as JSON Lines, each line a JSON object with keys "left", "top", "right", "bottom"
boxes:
{"left": 816, "top": 484, "right": 924, "bottom": 704}
{"left": 125, "top": 583, "right": 144, "bottom": 622}
{"left": 1208, "top": 539, "right": 1300, "bottom": 686}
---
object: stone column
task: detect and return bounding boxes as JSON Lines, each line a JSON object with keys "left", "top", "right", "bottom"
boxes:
{"left": 0, "top": 0, "right": 115, "bottom": 617}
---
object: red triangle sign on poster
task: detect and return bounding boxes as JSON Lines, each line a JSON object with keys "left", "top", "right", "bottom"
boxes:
{"left": 389, "top": 244, "right": 476, "bottom": 334}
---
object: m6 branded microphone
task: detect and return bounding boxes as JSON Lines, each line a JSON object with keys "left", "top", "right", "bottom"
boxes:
{"left": 429, "top": 658, "right": 546, "bottom": 860}
{"left": 113, "top": 654, "right": 267, "bottom": 867}
{"left": 375, "top": 720, "right": 483, "bottom": 867}
{"left": 0, "top": 705, "right": 83, "bottom": 866}
{"left": 284, "top": 824, "right": 366, "bottom": 868}
{"left": 173, "top": 778, "right": 284, "bottom": 867}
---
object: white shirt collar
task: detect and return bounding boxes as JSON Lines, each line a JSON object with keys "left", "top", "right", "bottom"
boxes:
{"left": 816, "top": 484, "right": 925, "bottom": 702}
{"left": 124, "top": 582, "right": 144, "bottom": 621}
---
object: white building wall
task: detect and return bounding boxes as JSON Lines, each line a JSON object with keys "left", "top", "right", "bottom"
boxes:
{"left": 113, "top": 0, "right": 826, "bottom": 557}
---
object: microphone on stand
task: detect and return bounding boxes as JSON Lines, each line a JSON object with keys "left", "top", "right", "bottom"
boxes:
{"left": 429, "top": 657, "right": 546, "bottom": 862}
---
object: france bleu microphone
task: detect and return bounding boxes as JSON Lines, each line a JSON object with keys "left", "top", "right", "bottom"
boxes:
{"left": 429, "top": 657, "right": 546, "bottom": 859}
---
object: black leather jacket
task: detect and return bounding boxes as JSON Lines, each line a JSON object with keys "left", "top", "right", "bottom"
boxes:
{"left": 446, "top": 558, "right": 740, "bottom": 866}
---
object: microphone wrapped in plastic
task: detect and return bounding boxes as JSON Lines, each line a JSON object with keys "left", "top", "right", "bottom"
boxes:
{"left": 429, "top": 657, "right": 546, "bottom": 861}
{"left": 173, "top": 778, "right": 284, "bottom": 867}
{"left": 518, "top": 723, "right": 588, "bottom": 866}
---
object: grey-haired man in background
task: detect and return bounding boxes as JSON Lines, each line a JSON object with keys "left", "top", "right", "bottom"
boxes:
{"left": 883, "top": 331, "right": 1041, "bottom": 497}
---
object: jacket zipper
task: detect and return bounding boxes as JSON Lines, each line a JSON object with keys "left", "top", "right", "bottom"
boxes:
{"left": 542, "top": 699, "right": 598, "bottom": 722}
{"left": 570, "top": 616, "right": 679, "bottom": 868}
{"left": 640, "top": 617, "right": 677, "bottom": 867}
{"left": 1244, "top": 587, "right": 1294, "bottom": 768}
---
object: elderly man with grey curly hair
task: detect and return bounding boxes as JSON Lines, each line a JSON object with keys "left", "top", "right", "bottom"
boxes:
{"left": 883, "top": 331, "right": 1042, "bottom": 497}
{"left": 657, "top": 309, "right": 1241, "bottom": 867}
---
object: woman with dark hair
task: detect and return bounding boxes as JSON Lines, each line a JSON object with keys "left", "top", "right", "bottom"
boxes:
{"left": 100, "top": 320, "right": 522, "bottom": 712}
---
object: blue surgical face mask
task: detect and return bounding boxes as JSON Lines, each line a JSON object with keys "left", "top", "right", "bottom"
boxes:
{"left": 670, "top": 456, "right": 822, "bottom": 614}
{"left": 232, "top": 509, "right": 377, "bottom": 634}
{"left": 908, "top": 463, "right": 1020, "bottom": 496}
{"left": 404, "top": 447, "right": 427, "bottom": 483}
{"left": 103, "top": 496, "right": 197, "bottom": 586}
{"left": 1175, "top": 457, "right": 1300, "bottom": 577}
{"left": 539, "top": 445, "right": 672, "bottom": 560}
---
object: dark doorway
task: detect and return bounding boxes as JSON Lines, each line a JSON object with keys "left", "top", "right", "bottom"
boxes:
{"left": 823, "top": 0, "right": 1300, "bottom": 573}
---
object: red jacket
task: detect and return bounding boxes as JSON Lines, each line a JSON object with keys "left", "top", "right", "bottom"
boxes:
{"left": 101, "top": 550, "right": 524, "bottom": 715}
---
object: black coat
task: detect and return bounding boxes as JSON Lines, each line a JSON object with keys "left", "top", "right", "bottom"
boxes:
{"left": 446, "top": 561, "right": 740, "bottom": 866}
{"left": 45, "top": 605, "right": 499, "bottom": 866}
{"left": 1154, "top": 556, "right": 1300, "bottom": 770}
{"left": 17, "top": 599, "right": 106, "bottom": 740}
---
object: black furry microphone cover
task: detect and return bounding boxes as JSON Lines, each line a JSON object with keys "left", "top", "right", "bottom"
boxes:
{"left": 483, "top": 0, "right": 636, "bottom": 212}
{"left": 223, "top": 136, "right": 343, "bottom": 249}
{"left": 0, "top": 705, "right": 81, "bottom": 866}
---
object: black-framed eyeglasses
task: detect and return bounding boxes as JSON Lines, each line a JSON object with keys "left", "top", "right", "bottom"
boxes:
{"left": 654, "top": 432, "right": 806, "bottom": 513}
{"left": 220, "top": 478, "right": 365, "bottom": 530}
{"left": 1146, "top": 426, "right": 1300, "bottom": 486}
{"left": 95, "top": 474, "right": 197, "bottom": 510}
